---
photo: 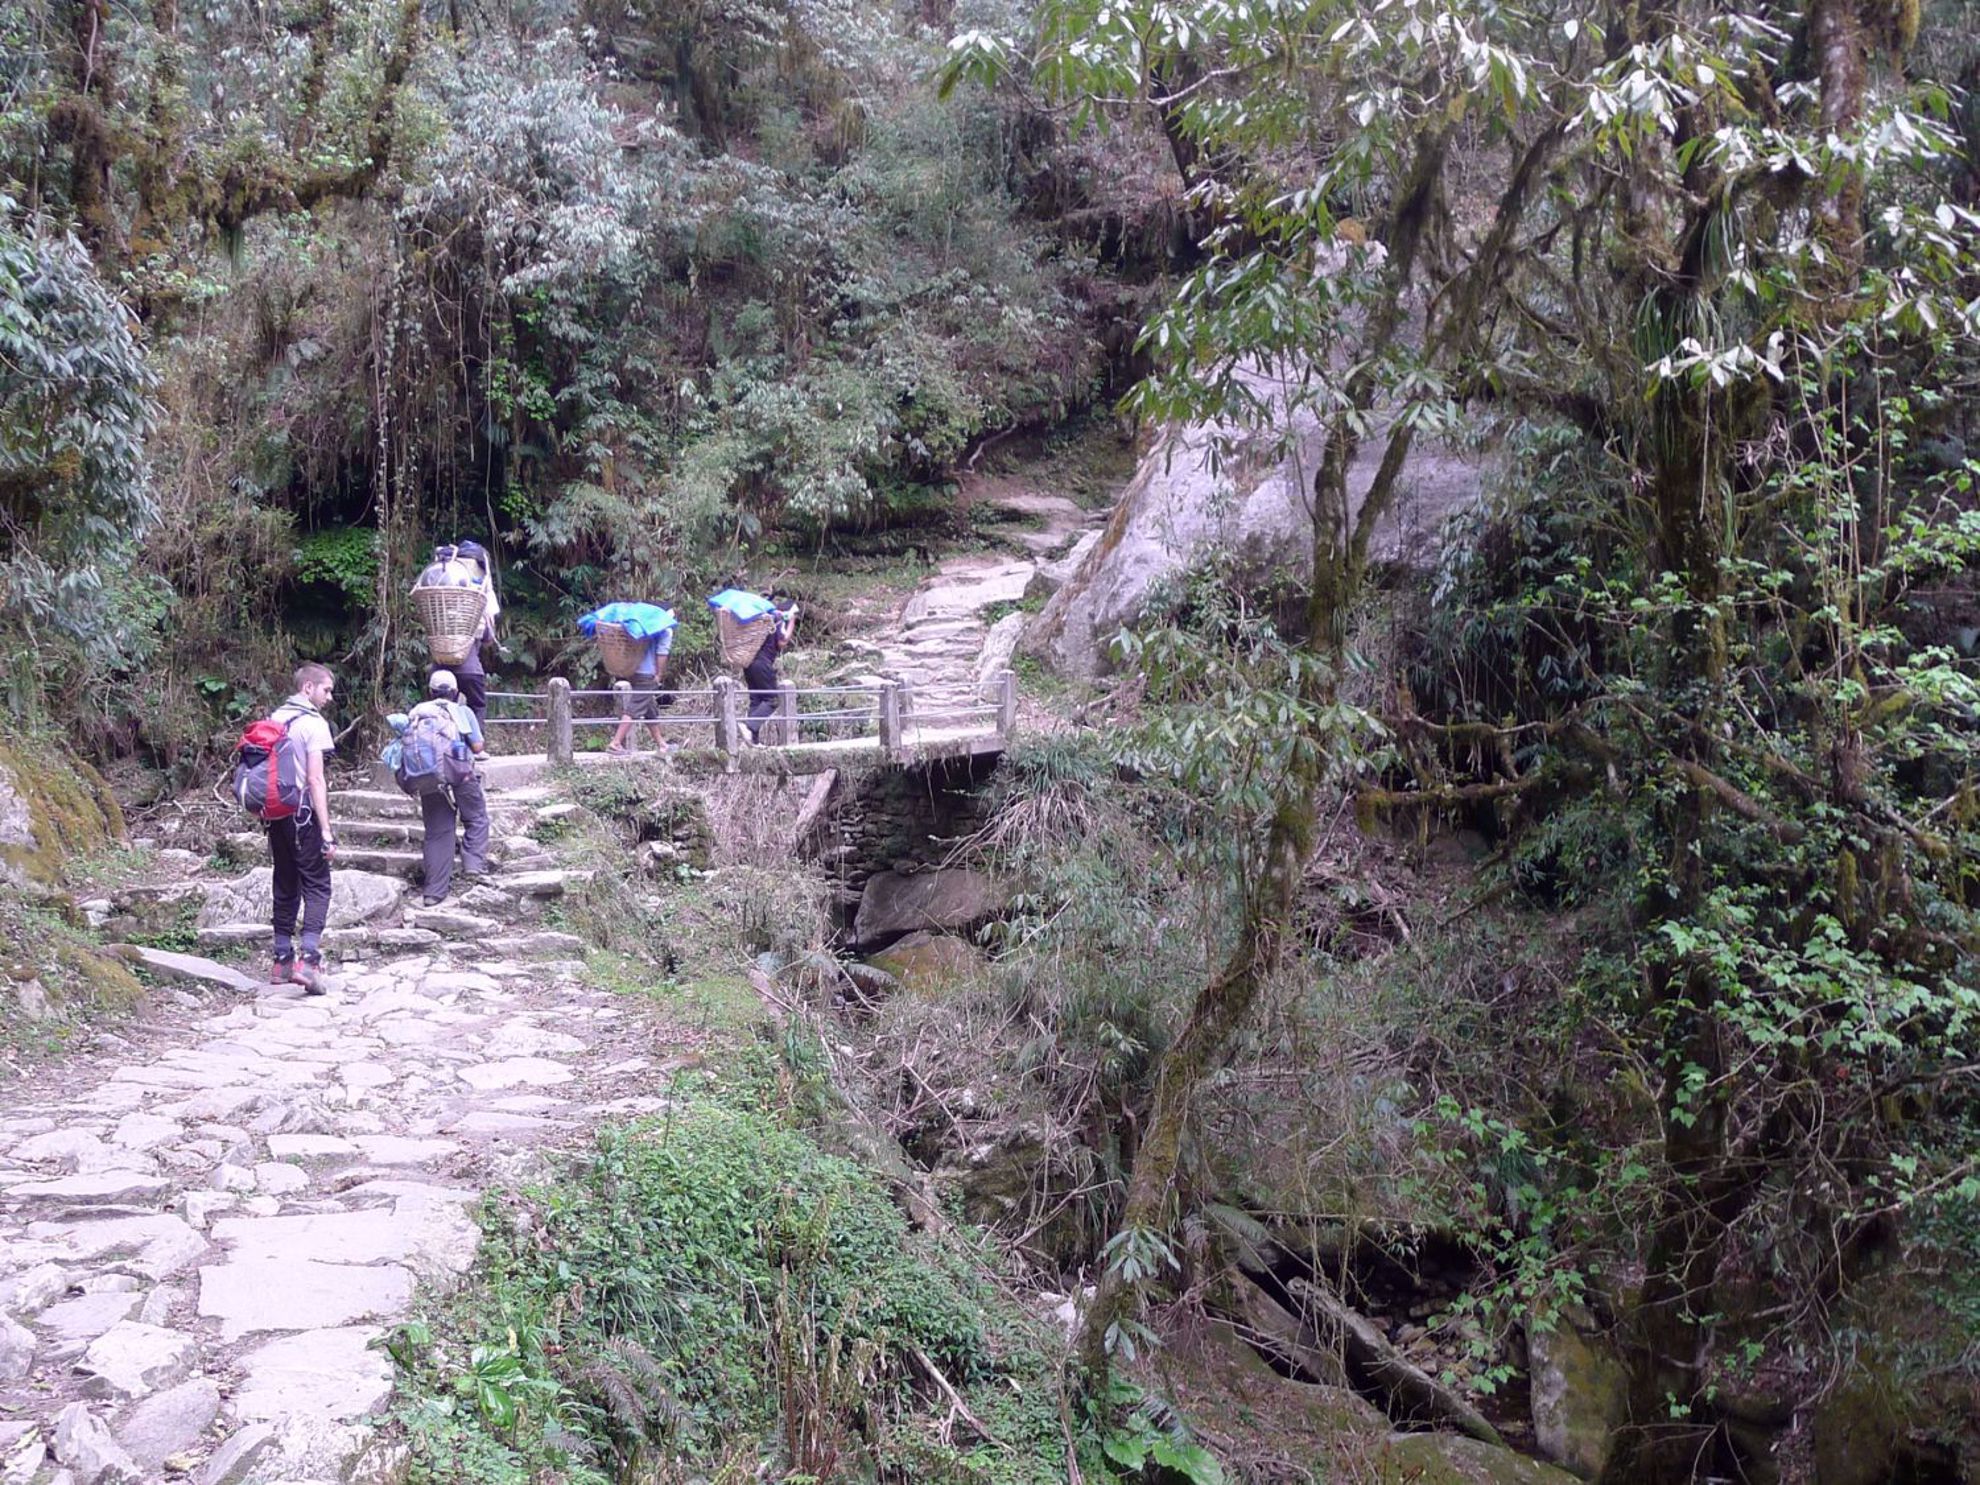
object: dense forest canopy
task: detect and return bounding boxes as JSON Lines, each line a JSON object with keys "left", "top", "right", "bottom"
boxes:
{"left": 3, "top": 0, "right": 1980, "bottom": 1476}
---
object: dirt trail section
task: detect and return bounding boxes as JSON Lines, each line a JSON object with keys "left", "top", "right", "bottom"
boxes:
{"left": 847, "top": 478, "right": 1102, "bottom": 724}
{"left": 0, "top": 779, "right": 692, "bottom": 1484}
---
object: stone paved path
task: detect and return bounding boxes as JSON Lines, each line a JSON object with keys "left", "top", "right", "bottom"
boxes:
{"left": 856, "top": 481, "right": 1099, "bottom": 729}
{"left": 0, "top": 784, "right": 691, "bottom": 1484}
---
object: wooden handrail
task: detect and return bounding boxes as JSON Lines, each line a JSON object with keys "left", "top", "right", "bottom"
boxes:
{"left": 480, "top": 670, "right": 1018, "bottom": 762}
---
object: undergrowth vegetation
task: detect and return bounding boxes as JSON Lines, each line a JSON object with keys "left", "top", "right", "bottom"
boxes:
{"left": 391, "top": 1076, "right": 1072, "bottom": 1482}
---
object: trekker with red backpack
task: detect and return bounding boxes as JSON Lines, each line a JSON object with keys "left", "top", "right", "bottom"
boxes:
{"left": 255, "top": 663, "right": 338, "bottom": 992}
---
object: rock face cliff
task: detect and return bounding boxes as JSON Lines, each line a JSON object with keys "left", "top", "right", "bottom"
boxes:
{"left": 1025, "top": 397, "right": 1493, "bottom": 679}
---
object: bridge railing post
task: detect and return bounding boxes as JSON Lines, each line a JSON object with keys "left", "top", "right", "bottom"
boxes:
{"left": 776, "top": 679, "right": 798, "bottom": 747}
{"left": 547, "top": 678, "right": 573, "bottom": 766}
{"left": 714, "top": 676, "right": 740, "bottom": 766}
{"left": 997, "top": 668, "right": 1017, "bottom": 739}
{"left": 878, "top": 680, "right": 903, "bottom": 759}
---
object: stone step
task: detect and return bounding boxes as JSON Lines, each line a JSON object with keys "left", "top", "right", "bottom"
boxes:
{"left": 891, "top": 654, "right": 966, "bottom": 671}
{"left": 225, "top": 829, "right": 546, "bottom": 882}
{"left": 496, "top": 853, "right": 557, "bottom": 875}
{"left": 486, "top": 931, "right": 587, "bottom": 958}
{"left": 898, "top": 616, "right": 980, "bottom": 640}
{"left": 500, "top": 869, "right": 589, "bottom": 898}
{"left": 193, "top": 922, "right": 441, "bottom": 960}
{"left": 453, "top": 885, "right": 522, "bottom": 918}
{"left": 403, "top": 906, "right": 505, "bottom": 937}
{"left": 327, "top": 788, "right": 416, "bottom": 817}
{"left": 335, "top": 781, "right": 558, "bottom": 816}
{"left": 224, "top": 827, "right": 413, "bottom": 871}
{"left": 330, "top": 845, "right": 422, "bottom": 876}
{"left": 333, "top": 818, "right": 422, "bottom": 845}
{"left": 336, "top": 816, "right": 536, "bottom": 849}
{"left": 364, "top": 755, "right": 553, "bottom": 790}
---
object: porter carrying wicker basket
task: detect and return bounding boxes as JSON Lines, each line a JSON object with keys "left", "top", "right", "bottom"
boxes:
{"left": 411, "top": 585, "right": 488, "bottom": 668}
{"left": 596, "top": 622, "right": 664, "bottom": 681}
{"left": 716, "top": 608, "right": 775, "bottom": 667}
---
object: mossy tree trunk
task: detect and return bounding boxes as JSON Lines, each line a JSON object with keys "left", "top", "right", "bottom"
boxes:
{"left": 1605, "top": 2, "right": 1893, "bottom": 1475}
{"left": 1073, "top": 111, "right": 1536, "bottom": 1381}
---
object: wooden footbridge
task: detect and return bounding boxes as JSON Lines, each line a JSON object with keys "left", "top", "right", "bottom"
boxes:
{"left": 390, "top": 672, "right": 1019, "bottom": 786}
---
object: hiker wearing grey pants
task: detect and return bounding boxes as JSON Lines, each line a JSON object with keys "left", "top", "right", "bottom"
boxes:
{"left": 414, "top": 669, "right": 489, "bottom": 907}
{"left": 421, "top": 772, "right": 489, "bottom": 903}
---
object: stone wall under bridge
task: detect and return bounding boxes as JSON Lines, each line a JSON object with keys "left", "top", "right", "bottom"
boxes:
{"left": 667, "top": 754, "right": 1004, "bottom": 945}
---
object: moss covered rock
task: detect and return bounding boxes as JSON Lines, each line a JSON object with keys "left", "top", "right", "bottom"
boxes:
{"left": 1148, "top": 1316, "right": 1387, "bottom": 1475}
{"left": 0, "top": 733, "right": 125, "bottom": 890}
{"left": 1370, "top": 1433, "right": 1582, "bottom": 1484}
{"left": 867, "top": 930, "right": 982, "bottom": 993}
{"left": 1810, "top": 1374, "right": 1904, "bottom": 1485}
{"left": 1527, "top": 1311, "right": 1628, "bottom": 1478}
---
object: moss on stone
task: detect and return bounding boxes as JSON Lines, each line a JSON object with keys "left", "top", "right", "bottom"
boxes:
{"left": 0, "top": 731, "right": 127, "bottom": 888}
{"left": 1368, "top": 1433, "right": 1582, "bottom": 1484}
{"left": 867, "top": 930, "right": 983, "bottom": 993}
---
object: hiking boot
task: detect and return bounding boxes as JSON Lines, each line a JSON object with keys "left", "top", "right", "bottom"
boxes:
{"left": 269, "top": 957, "right": 295, "bottom": 985}
{"left": 423, "top": 893, "right": 448, "bottom": 907}
{"left": 290, "top": 958, "right": 327, "bottom": 996}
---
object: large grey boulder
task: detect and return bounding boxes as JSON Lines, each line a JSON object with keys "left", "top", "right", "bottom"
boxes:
{"left": 1025, "top": 392, "right": 1491, "bottom": 680}
{"left": 854, "top": 869, "right": 1006, "bottom": 948}
{"left": 196, "top": 868, "right": 407, "bottom": 930}
{"left": 0, "top": 745, "right": 124, "bottom": 892}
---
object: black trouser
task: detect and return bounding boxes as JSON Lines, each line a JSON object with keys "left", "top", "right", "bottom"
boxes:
{"left": 457, "top": 670, "right": 487, "bottom": 731}
{"left": 268, "top": 813, "right": 332, "bottom": 963}
{"left": 744, "top": 652, "right": 779, "bottom": 741}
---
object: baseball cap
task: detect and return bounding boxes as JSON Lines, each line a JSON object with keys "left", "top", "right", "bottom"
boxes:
{"left": 429, "top": 669, "right": 458, "bottom": 693}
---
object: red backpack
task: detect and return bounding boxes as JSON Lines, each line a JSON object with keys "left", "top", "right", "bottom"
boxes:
{"left": 231, "top": 713, "right": 306, "bottom": 820}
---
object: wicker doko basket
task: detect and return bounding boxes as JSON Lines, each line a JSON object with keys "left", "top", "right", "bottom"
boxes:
{"left": 716, "top": 608, "right": 776, "bottom": 667}
{"left": 412, "top": 585, "right": 488, "bottom": 667}
{"left": 596, "top": 622, "right": 666, "bottom": 681}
